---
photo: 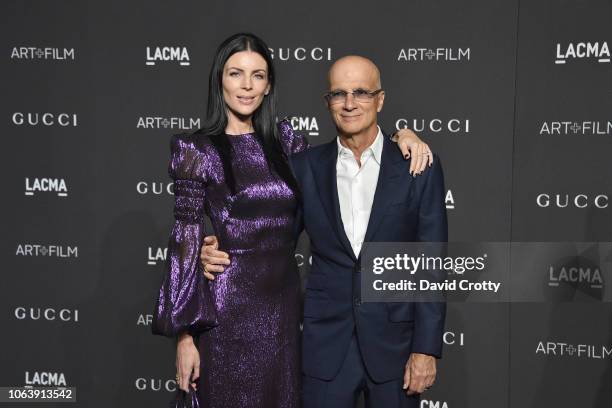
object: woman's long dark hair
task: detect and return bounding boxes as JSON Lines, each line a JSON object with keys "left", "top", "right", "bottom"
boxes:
{"left": 194, "top": 33, "right": 300, "bottom": 200}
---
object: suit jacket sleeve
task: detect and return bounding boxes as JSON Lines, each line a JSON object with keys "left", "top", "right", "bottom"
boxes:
{"left": 278, "top": 119, "right": 308, "bottom": 246}
{"left": 287, "top": 153, "right": 305, "bottom": 247}
{"left": 412, "top": 154, "right": 448, "bottom": 358}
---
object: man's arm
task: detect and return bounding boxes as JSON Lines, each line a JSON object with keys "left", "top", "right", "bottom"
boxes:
{"left": 404, "top": 154, "right": 448, "bottom": 395}
{"left": 412, "top": 154, "right": 448, "bottom": 357}
{"left": 288, "top": 155, "right": 305, "bottom": 245}
{"left": 200, "top": 236, "right": 229, "bottom": 281}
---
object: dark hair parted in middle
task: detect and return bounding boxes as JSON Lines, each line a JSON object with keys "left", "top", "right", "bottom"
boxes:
{"left": 194, "top": 32, "right": 300, "bottom": 199}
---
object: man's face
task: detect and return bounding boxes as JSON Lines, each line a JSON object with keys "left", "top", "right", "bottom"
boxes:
{"left": 326, "top": 59, "right": 384, "bottom": 137}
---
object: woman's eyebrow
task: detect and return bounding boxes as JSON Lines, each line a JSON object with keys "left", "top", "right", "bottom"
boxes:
{"left": 227, "top": 67, "right": 267, "bottom": 73}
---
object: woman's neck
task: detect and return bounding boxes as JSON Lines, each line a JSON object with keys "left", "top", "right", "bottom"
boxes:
{"left": 225, "top": 111, "right": 254, "bottom": 135}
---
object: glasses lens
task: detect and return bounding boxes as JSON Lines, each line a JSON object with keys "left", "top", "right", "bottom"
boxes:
{"left": 353, "top": 89, "right": 372, "bottom": 101}
{"left": 328, "top": 91, "right": 346, "bottom": 104}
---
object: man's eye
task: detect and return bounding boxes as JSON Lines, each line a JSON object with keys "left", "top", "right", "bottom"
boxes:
{"left": 331, "top": 91, "right": 346, "bottom": 98}
{"left": 353, "top": 89, "right": 369, "bottom": 97}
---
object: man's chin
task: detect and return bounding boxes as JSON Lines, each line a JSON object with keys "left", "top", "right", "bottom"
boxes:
{"left": 337, "top": 122, "right": 364, "bottom": 135}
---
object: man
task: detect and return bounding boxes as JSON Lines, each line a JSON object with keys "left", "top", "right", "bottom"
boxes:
{"left": 202, "top": 56, "right": 447, "bottom": 407}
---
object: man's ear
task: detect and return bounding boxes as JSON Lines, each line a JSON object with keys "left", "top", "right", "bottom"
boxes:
{"left": 376, "top": 91, "right": 385, "bottom": 112}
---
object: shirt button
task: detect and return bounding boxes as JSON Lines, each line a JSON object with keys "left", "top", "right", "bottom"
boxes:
{"left": 354, "top": 298, "right": 361, "bottom": 307}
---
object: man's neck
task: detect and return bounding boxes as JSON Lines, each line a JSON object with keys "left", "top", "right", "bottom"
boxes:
{"left": 338, "top": 125, "right": 379, "bottom": 159}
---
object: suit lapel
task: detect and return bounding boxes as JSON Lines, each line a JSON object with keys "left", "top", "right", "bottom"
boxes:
{"left": 310, "top": 139, "right": 357, "bottom": 261}
{"left": 362, "top": 135, "right": 409, "bottom": 245}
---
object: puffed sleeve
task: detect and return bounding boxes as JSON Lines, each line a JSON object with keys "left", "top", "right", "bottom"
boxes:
{"left": 278, "top": 118, "right": 310, "bottom": 156}
{"left": 152, "top": 133, "right": 218, "bottom": 338}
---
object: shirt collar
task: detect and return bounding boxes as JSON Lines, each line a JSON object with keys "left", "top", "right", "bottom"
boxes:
{"left": 336, "top": 126, "right": 384, "bottom": 164}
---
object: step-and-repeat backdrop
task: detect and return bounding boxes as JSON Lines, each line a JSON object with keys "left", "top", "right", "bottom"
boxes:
{"left": 2, "top": 1, "right": 611, "bottom": 407}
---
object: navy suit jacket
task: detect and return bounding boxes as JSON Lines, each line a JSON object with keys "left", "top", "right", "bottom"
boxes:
{"left": 289, "top": 131, "right": 448, "bottom": 382}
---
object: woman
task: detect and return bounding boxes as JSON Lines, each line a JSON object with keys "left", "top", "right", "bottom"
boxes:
{"left": 152, "top": 33, "right": 432, "bottom": 408}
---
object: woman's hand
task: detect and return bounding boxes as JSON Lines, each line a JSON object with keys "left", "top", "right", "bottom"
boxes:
{"left": 394, "top": 128, "right": 433, "bottom": 176}
{"left": 176, "top": 333, "right": 200, "bottom": 392}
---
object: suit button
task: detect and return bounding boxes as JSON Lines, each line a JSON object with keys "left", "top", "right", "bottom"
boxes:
{"left": 354, "top": 298, "right": 361, "bottom": 307}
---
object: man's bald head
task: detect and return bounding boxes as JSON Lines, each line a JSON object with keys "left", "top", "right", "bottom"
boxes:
{"left": 327, "top": 55, "right": 381, "bottom": 90}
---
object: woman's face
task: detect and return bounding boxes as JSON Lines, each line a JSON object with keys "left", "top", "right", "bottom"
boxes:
{"left": 222, "top": 50, "right": 271, "bottom": 121}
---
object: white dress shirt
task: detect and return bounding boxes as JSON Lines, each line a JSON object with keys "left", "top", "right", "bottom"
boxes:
{"left": 336, "top": 127, "right": 383, "bottom": 257}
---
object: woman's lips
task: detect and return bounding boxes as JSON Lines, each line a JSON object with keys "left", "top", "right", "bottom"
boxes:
{"left": 237, "top": 96, "right": 256, "bottom": 105}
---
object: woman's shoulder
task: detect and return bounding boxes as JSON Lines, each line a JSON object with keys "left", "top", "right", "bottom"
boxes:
{"left": 168, "top": 132, "right": 216, "bottom": 182}
{"left": 277, "top": 118, "right": 309, "bottom": 156}
{"left": 170, "top": 131, "right": 214, "bottom": 154}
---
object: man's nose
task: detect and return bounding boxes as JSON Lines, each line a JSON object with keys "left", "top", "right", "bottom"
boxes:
{"left": 343, "top": 93, "right": 356, "bottom": 110}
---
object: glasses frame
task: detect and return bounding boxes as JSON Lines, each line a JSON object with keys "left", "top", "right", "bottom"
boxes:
{"left": 323, "top": 88, "right": 384, "bottom": 105}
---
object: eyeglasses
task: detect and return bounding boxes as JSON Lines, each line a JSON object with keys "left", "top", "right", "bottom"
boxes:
{"left": 323, "top": 88, "right": 383, "bottom": 105}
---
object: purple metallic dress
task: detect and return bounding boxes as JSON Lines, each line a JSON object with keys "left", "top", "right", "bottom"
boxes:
{"left": 152, "top": 121, "right": 308, "bottom": 408}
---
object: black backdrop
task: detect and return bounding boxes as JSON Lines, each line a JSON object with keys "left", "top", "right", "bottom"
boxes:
{"left": 2, "top": 1, "right": 612, "bottom": 407}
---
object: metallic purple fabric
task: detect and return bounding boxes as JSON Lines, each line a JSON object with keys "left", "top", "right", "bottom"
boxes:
{"left": 153, "top": 121, "right": 309, "bottom": 408}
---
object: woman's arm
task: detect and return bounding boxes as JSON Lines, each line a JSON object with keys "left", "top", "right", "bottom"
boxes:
{"left": 392, "top": 128, "right": 434, "bottom": 176}
{"left": 152, "top": 134, "right": 217, "bottom": 338}
{"left": 152, "top": 134, "right": 217, "bottom": 392}
{"left": 278, "top": 119, "right": 432, "bottom": 176}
